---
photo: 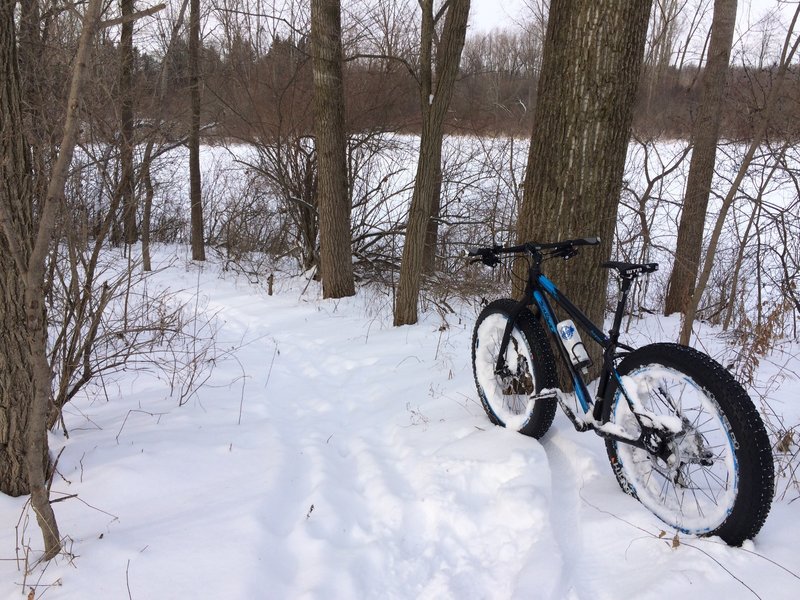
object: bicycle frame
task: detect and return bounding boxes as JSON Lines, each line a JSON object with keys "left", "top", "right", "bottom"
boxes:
{"left": 495, "top": 254, "right": 646, "bottom": 445}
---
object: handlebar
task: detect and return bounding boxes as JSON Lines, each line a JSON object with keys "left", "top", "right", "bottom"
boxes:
{"left": 467, "top": 237, "right": 600, "bottom": 266}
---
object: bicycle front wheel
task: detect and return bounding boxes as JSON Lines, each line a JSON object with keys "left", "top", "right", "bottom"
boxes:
{"left": 472, "top": 299, "right": 557, "bottom": 439}
{"left": 602, "top": 343, "right": 774, "bottom": 545}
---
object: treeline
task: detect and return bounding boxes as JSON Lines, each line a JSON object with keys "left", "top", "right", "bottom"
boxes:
{"left": 93, "top": 28, "right": 800, "bottom": 143}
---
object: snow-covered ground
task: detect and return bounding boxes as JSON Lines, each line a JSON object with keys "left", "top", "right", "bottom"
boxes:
{"left": 2, "top": 245, "right": 799, "bottom": 599}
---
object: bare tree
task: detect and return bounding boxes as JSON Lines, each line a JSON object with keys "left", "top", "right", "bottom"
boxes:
{"left": 311, "top": 0, "right": 355, "bottom": 297}
{"left": 664, "top": 0, "right": 737, "bottom": 316}
{"left": 0, "top": 0, "right": 108, "bottom": 561}
{"left": 189, "top": 0, "right": 206, "bottom": 260}
{"left": 679, "top": 4, "right": 800, "bottom": 344}
{"left": 141, "top": 0, "right": 191, "bottom": 271}
{"left": 394, "top": 0, "right": 471, "bottom": 326}
{"left": 1, "top": 0, "right": 41, "bottom": 501}
{"left": 121, "top": 0, "right": 138, "bottom": 245}
{"left": 642, "top": 0, "right": 683, "bottom": 112}
{"left": 516, "top": 0, "right": 652, "bottom": 373}
{"left": 2, "top": 0, "right": 166, "bottom": 561}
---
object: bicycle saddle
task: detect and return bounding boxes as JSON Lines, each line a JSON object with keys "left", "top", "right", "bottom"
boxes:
{"left": 600, "top": 261, "right": 658, "bottom": 279}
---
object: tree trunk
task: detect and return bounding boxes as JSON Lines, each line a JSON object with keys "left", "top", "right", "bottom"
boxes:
{"left": 422, "top": 161, "right": 443, "bottom": 274}
{"left": 140, "top": 0, "right": 190, "bottom": 270}
{"left": 311, "top": 0, "right": 355, "bottom": 298}
{"left": 517, "top": 0, "right": 652, "bottom": 374}
{"left": 0, "top": 270, "right": 35, "bottom": 498}
{"left": 1, "top": 0, "right": 106, "bottom": 560}
{"left": 1, "top": 0, "right": 37, "bottom": 497}
{"left": 664, "top": 0, "right": 737, "bottom": 316}
{"left": 189, "top": 0, "right": 205, "bottom": 261}
{"left": 679, "top": 5, "right": 800, "bottom": 344}
{"left": 141, "top": 148, "right": 154, "bottom": 271}
{"left": 394, "top": 0, "right": 470, "bottom": 326}
{"left": 120, "top": 0, "right": 138, "bottom": 245}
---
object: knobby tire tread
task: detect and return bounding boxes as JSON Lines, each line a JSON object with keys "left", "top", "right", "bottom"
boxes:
{"left": 472, "top": 299, "right": 558, "bottom": 439}
{"left": 603, "top": 343, "right": 774, "bottom": 545}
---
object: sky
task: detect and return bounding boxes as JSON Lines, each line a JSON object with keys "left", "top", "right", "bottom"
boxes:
{"left": 469, "top": 0, "right": 527, "bottom": 32}
{"left": 467, "top": 0, "right": 798, "bottom": 65}
{"left": 468, "top": 0, "right": 797, "bottom": 33}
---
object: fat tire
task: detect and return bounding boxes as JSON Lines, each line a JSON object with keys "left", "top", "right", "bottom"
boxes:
{"left": 472, "top": 299, "right": 558, "bottom": 439}
{"left": 603, "top": 343, "right": 774, "bottom": 545}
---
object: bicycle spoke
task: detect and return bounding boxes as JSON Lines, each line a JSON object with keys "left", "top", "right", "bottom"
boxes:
{"left": 611, "top": 361, "right": 740, "bottom": 536}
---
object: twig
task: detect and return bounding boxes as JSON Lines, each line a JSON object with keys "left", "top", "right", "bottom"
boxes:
{"left": 126, "top": 559, "right": 133, "bottom": 599}
{"left": 579, "top": 490, "right": 770, "bottom": 598}
{"left": 679, "top": 541, "right": 762, "bottom": 599}
{"left": 49, "top": 491, "right": 120, "bottom": 521}
{"left": 115, "top": 409, "right": 165, "bottom": 443}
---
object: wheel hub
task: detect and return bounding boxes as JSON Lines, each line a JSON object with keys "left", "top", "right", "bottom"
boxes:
{"left": 644, "top": 424, "right": 714, "bottom": 483}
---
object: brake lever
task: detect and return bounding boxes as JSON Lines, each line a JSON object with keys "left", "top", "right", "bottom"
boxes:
{"left": 562, "top": 248, "right": 577, "bottom": 261}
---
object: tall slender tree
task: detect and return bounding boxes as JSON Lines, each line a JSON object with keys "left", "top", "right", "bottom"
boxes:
{"left": 664, "top": 0, "right": 737, "bottom": 316}
{"left": 120, "top": 0, "right": 138, "bottom": 245}
{"left": 189, "top": 0, "right": 205, "bottom": 260}
{"left": 394, "top": 0, "right": 471, "bottom": 326}
{"left": 517, "top": 0, "right": 652, "bottom": 372}
{"left": 679, "top": 4, "right": 800, "bottom": 344}
{"left": 311, "top": 0, "right": 355, "bottom": 298}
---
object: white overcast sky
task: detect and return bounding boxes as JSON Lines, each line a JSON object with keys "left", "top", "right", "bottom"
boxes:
{"left": 468, "top": 0, "right": 526, "bottom": 32}
{"left": 467, "top": 0, "right": 798, "bottom": 64}
{"left": 467, "top": 0, "right": 797, "bottom": 33}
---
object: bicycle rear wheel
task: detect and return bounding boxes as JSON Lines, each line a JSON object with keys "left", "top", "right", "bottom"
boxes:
{"left": 602, "top": 343, "right": 774, "bottom": 545}
{"left": 472, "top": 299, "right": 557, "bottom": 438}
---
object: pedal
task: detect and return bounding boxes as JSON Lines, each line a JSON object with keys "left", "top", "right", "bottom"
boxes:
{"left": 560, "top": 403, "right": 593, "bottom": 432}
{"left": 543, "top": 388, "right": 594, "bottom": 432}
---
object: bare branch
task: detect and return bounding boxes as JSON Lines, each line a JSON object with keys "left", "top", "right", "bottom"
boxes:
{"left": 99, "top": 3, "right": 166, "bottom": 28}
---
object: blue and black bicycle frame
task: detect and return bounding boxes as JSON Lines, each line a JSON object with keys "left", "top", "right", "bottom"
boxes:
{"left": 481, "top": 237, "right": 661, "bottom": 450}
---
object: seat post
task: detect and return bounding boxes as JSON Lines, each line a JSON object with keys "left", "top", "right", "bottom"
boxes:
{"left": 608, "top": 276, "right": 633, "bottom": 344}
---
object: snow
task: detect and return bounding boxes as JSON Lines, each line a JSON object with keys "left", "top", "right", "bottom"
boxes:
{"left": 3, "top": 244, "right": 799, "bottom": 599}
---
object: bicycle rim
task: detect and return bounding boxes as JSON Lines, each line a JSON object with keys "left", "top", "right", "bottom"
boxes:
{"left": 611, "top": 365, "right": 739, "bottom": 535}
{"left": 474, "top": 313, "right": 536, "bottom": 430}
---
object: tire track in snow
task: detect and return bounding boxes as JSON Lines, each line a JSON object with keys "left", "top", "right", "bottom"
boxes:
{"left": 174, "top": 273, "right": 572, "bottom": 597}
{"left": 230, "top": 295, "right": 559, "bottom": 597}
{"left": 539, "top": 428, "right": 594, "bottom": 600}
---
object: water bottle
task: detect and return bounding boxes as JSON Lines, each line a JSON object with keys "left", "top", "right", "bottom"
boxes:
{"left": 557, "top": 319, "right": 592, "bottom": 372}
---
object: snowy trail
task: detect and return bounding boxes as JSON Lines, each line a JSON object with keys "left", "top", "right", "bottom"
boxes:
{"left": 2, "top": 252, "right": 800, "bottom": 599}
{"left": 211, "top": 280, "right": 566, "bottom": 598}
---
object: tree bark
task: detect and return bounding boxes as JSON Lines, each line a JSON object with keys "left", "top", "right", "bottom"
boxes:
{"left": 189, "top": 0, "right": 205, "bottom": 261}
{"left": 394, "top": 0, "right": 470, "bottom": 326}
{"left": 664, "top": 0, "right": 737, "bottom": 316}
{"left": 120, "top": 0, "right": 138, "bottom": 244}
{"left": 311, "top": 0, "right": 355, "bottom": 298}
{"left": 422, "top": 161, "right": 443, "bottom": 274}
{"left": 517, "top": 0, "right": 652, "bottom": 373}
{"left": 1, "top": 0, "right": 37, "bottom": 498}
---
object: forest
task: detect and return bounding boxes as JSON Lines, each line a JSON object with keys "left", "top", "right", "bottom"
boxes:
{"left": 2, "top": 0, "right": 800, "bottom": 597}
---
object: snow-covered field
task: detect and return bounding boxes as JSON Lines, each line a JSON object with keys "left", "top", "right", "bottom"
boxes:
{"left": 2, "top": 245, "right": 799, "bottom": 599}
